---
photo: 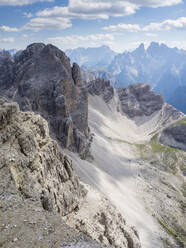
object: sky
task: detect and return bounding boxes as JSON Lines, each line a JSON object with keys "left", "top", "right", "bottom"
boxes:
{"left": 0, "top": 0, "right": 186, "bottom": 52}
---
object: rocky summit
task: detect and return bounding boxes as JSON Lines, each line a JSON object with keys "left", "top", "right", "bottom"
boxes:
{"left": 0, "top": 43, "right": 89, "bottom": 156}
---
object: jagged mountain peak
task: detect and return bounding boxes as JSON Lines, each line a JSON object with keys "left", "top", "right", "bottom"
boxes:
{"left": 66, "top": 45, "right": 117, "bottom": 69}
{"left": 146, "top": 42, "right": 172, "bottom": 56}
{"left": 133, "top": 43, "right": 145, "bottom": 55}
{"left": 16, "top": 43, "right": 70, "bottom": 66}
{"left": 0, "top": 43, "right": 90, "bottom": 156}
{"left": 108, "top": 42, "right": 186, "bottom": 114}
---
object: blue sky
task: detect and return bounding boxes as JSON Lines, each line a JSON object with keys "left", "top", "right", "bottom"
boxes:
{"left": 0, "top": 0, "right": 186, "bottom": 52}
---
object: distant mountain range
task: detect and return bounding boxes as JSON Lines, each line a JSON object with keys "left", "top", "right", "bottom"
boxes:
{"left": 0, "top": 48, "right": 18, "bottom": 56}
{"left": 67, "top": 42, "right": 186, "bottom": 114}
{"left": 66, "top": 45, "right": 116, "bottom": 69}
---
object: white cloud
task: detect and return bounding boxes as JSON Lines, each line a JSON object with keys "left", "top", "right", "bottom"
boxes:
{"left": 128, "top": 0, "right": 182, "bottom": 8}
{"left": 143, "top": 17, "right": 186, "bottom": 31}
{"left": 145, "top": 32, "right": 158, "bottom": 37}
{"left": 37, "top": 0, "right": 182, "bottom": 20}
{"left": 37, "top": 1, "right": 137, "bottom": 19}
{"left": 23, "top": 17, "right": 72, "bottom": 31}
{"left": 0, "top": 25, "right": 19, "bottom": 32}
{"left": 103, "top": 23, "right": 140, "bottom": 32}
{"left": 48, "top": 34, "right": 114, "bottom": 47}
{"left": 17, "top": 0, "right": 181, "bottom": 32}
{"left": 0, "top": 0, "right": 53, "bottom": 6}
{"left": 24, "top": 12, "right": 33, "bottom": 18}
{"left": 0, "top": 37, "right": 14, "bottom": 42}
{"left": 161, "top": 41, "right": 186, "bottom": 50}
{"left": 2, "top": 0, "right": 183, "bottom": 34}
{"left": 103, "top": 17, "right": 186, "bottom": 33}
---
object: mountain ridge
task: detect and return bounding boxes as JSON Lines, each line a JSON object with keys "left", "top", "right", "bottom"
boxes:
{"left": 0, "top": 43, "right": 185, "bottom": 248}
{"left": 67, "top": 42, "right": 186, "bottom": 113}
{"left": 66, "top": 45, "right": 117, "bottom": 69}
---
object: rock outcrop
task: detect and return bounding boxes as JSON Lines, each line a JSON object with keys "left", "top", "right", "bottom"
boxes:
{"left": 117, "top": 84, "right": 164, "bottom": 118}
{"left": 160, "top": 119, "right": 186, "bottom": 152}
{"left": 117, "top": 84, "right": 184, "bottom": 122}
{"left": 87, "top": 78, "right": 114, "bottom": 103}
{"left": 0, "top": 97, "right": 86, "bottom": 216}
{"left": 65, "top": 187, "right": 141, "bottom": 248}
{"left": 0, "top": 43, "right": 89, "bottom": 155}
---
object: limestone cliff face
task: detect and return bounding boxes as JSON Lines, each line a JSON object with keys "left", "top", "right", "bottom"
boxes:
{"left": 87, "top": 78, "right": 114, "bottom": 103}
{"left": 117, "top": 83, "right": 184, "bottom": 123}
{"left": 117, "top": 84, "right": 164, "bottom": 118}
{"left": 0, "top": 97, "right": 86, "bottom": 216}
{"left": 0, "top": 43, "right": 89, "bottom": 155}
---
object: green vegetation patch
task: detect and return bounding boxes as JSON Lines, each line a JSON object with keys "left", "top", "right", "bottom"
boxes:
{"left": 172, "top": 118, "right": 186, "bottom": 127}
{"left": 150, "top": 134, "right": 179, "bottom": 154}
{"left": 134, "top": 134, "right": 185, "bottom": 174}
{"left": 107, "top": 134, "right": 186, "bottom": 175}
{"left": 157, "top": 217, "right": 186, "bottom": 248}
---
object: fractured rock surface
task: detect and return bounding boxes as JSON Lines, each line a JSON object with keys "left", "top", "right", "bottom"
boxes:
{"left": 87, "top": 78, "right": 114, "bottom": 103}
{"left": 117, "top": 84, "right": 184, "bottom": 125}
{"left": 117, "top": 84, "right": 164, "bottom": 118}
{"left": 0, "top": 97, "right": 86, "bottom": 216}
{"left": 0, "top": 43, "right": 89, "bottom": 155}
{"left": 65, "top": 187, "right": 141, "bottom": 248}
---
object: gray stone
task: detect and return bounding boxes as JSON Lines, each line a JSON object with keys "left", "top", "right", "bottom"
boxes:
{"left": 160, "top": 122, "right": 186, "bottom": 152}
{"left": 87, "top": 78, "right": 114, "bottom": 103}
{"left": 0, "top": 43, "right": 90, "bottom": 155}
{"left": 0, "top": 97, "right": 86, "bottom": 216}
{"left": 117, "top": 84, "right": 164, "bottom": 118}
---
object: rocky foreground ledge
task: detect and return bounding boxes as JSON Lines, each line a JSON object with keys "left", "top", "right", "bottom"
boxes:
{"left": 0, "top": 97, "right": 141, "bottom": 248}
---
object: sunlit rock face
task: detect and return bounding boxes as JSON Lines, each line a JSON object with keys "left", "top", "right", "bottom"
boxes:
{"left": 0, "top": 97, "right": 86, "bottom": 216}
